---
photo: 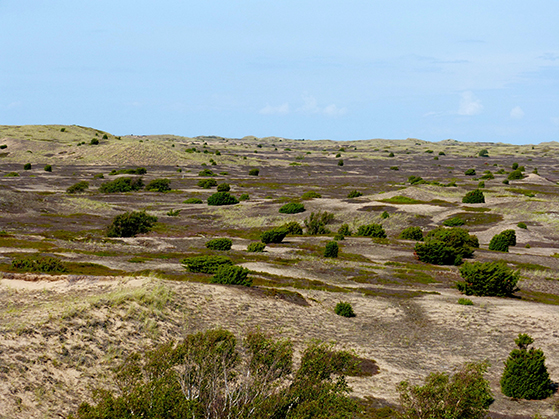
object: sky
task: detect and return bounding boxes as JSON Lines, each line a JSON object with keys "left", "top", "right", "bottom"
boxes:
{"left": 1, "top": 1, "right": 558, "bottom": 144}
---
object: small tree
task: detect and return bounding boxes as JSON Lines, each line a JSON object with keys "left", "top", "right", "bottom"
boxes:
{"left": 324, "top": 241, "right": 339, "bottom": 258}
{"left": 462, "top": 189, "right": 485, "bottom": 204}
{"left": 478, "top": 149, "right": 489, "bottom": 157}
{"left": 457, "top": 261, "right": 519, "bottom": 297}
{"left": 216, "top": 183, "right": 230, "bottom": 192}
{"left": 107, "top": 211, "right": 157, "bottom": 237}
{"left": 500, "top": 334, "right": 552, "bottom": 400}
{"left": 337, "top": 223, "right": 352, "bottom": 236}
{"left": 488, "top": 229, "right": 516, "bottom": 253}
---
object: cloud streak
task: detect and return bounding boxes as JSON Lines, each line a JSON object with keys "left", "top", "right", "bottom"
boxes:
{"left": 510, "top": 106, "right": 524, "bottom": 119}
{"left": 260, "top": 94, "right": 347, "bottom": 117}
{"left": 458, "top": 91, "right": 483, "bottom": 116}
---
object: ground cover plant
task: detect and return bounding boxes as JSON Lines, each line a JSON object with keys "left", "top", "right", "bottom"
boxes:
{"left": 181, "top": 255, "right": 233, "bottom": 273}
{"left": 211, "top": 265, "right": 251, "bottom": 286}
{"left": 207, "top": 192, "right": 239, "bottom": 206}
{"left": 146, "top": 178, "right": 171, "bottom": 192}
{"left": 260, "top": 228, "right": 288, "bottom": 244}
{"left": 107, "top": 210, "right": 158, "bottom": 237}
{"left": 99, "top": 177, "right": 144, "bottom": 193}
{"left": 205, "top": 238, "right": 233, "bottom": 250}
{"left": 462, "top": 189, "right": 485, "bottom": 204}
{"left": 279, "top": 202, "right": 305, "bottom": 214}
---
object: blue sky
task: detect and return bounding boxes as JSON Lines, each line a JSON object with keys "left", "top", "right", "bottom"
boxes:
{"left": 1, "top": 1, "right": 558, "bottom": 143}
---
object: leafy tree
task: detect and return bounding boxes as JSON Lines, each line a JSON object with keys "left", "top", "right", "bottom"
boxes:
{"left": 500, "top": 334, "right": 553, "bottom": 400}
{"left": 457, "top": 261, "right": 520, "bottom": 297}
{"left": 107, "top": 211, "right": 157, "bottom": 237}
{"left": 462, "top": 189, "right": 485, "bottom": 204}
{"left": 397, "top": 362, "right": 493, "bottom": 419}
{"left": 324, "top": 241, "right": 339, "bottom": 258}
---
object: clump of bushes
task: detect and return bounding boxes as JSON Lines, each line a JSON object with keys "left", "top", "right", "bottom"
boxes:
{"left": 198, "top": 179, "right": 218, "bottom": 188}
{"left": 11, "top": 256, "right": 67, "bottom": 273}
{"left": 44, "top": 164, "right": 52, "bottom": 172}
{"left": 457, "top": 261, "right": 519, "bottom": 297}
{"left": 23, "top": 163, "right": 32, "bottom": 170}
{"left": 335, "top": 302, "right": 355, "bottom": 317}
{"left": 66, "top": 181, "right": 89, "bottom": 194}
{"left": 261, "top": 228, "right": 288, "bottom": 244}
{"left": 90, "top": 138, "right": 99, "bottom": 145}
{"left": 184, "top": 198, "right": 203, "bottom": 204}
{"left": 109, "top": 168, "right": 146, "bottom": 175}
{"left": 281, "top": 221, "right": 303, "bottom": 235}
{"left": 464, "top": 168, "right": 476, "bottom": 176}
{"left": 338, "top": 224, "right": 352, "bottom": 237}
{"left": 99, "top": 177, "right": 144, "bottom": 193}
{"left": 205, "top": 238, "right": 233, "bottom": 251}
{"left": 216, "top": 183, "right": 230, "bottom": 192}
{"left": 414, "top": 227, "right": 478, "bottom": 265}
{"left": 399, "top": 226, "right": 423, "bottom": 241}
{"left": 462, "top": 189, "right": 485, "bottom": 204}
{"left": 488, "top": 229, "right": 516, "bottom": 252}
{"left": 146, "top": 178, "right": 171, "bottom": 192}
{"left": 239, "top": 193, "right": 250, "bottom": 201}
{"left": 500, "top": 334, "right": 552, "bottom": 400}
{"left": 279, "top": 202, "right": 305, "bottom": 214}
{"left": 324, "top": 241, "right": 339, "bottom": 258}
{"left": 248, "top": 168, "right": 260, "bottom": 176}
{"left": 211, "top": 265, "right": 252, "bottom": 286}
{"left": 357, "top": 223, "right": 386, "bottom": 238}
{"left": 247, "top": 242, "right": 266, "bottom": 252}
{"left": 207, "top": 192, "right": 239, "bottom": 206}
{"left": 347, "top": 190, "right": 363, "bottom": 198}
{"left": 304, "top": 211, "right": 334, "bottom": 235}
{"left": 107, "top": 210, "right": 157, "bottom": 237}
{"left": 181, "top": 255, "right": 232, "bottom": 273}
{"left": 507, "top": 169, "right": 525, "bottom": 180}
{"left": 199, "top": 169, "right": 215, "bottom": 177}
{"left": 408, "top": 175, "right": 425, "bottom": 185}
{"left": 443, "top": 217, "right": 465, "bottom": 227}
{"left": 301, "top": 191, "right": 321, "bottom": 200}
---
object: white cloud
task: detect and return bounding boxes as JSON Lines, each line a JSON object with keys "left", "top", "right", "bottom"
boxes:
{"left": 323, "top": 104, "right": 347, "bottom": 117}
{"left": 259, "top": 103, "right": 289, "bottom": 115}
{"left": 458, "top": 91, "right": 483, "bottom": 116}
{"left": 297, "top": 93, "right": 347, "bottom": 117}
{"left": 510, "top": 106, "right": 524, "bottom": 119}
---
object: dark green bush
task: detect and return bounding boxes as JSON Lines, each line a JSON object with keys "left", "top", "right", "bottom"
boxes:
{"left": 66, "top": 181, "right": 89, "bottom": 194}
{"left": 301, "top": 191, "right": 321, "bottom": 200}
{"left": 443, "top": 217, "right": 465, "bottom": 227}
{"left": 335, "top": 302, "right": 355, "bottom": 317}
{"left": 4, "top": 172, "right": 19, "bottom": 177}
{"left": 480, "top": 171, "right": 494, "bottom": 180}
{"left": 390, "top": 166, "right": 399, "bottom": 170}
{"left": 181, "top": 255, "right": 232, "bottom": 273}
{"left": 107, "top": 210, "right": 157, "bottom": 237}
{"left": 517, "top": 222, "right": 527, "bottom": 229}
{"left": 464, "top": 168, "right": 476, "bottom": 176}
{"left": 205, "top": 238, "right": 233, "bottom": 251}
{"left": 11, "top": 256, "right": 67, "bottom": 273}
{"left": 415, "top": 227, "right": 478, "bottom": 265}
{"left": 324, "top": 241, "right": 339, "bottom": 258}
{"left": 239, "top": 193, "right": 250, "bottom": 201}
{"left": 248, "top": 168, "right": 260, "bottom": 176}
{"left": 207, "top": 192, "right": 239, "bottom": 206}
{"left": 304, "top": 211, "right": 334, "bottom": 235}
{"left": 337, "top": 224, "right": 352, "bottom": 236}
{"left": 399, "top": 226, "right": 423, "bottom": 241}
{"left": 347, "top": 190, "right": 363, "bottom": 198}
{"left": 44, "top": 164, "right": 52, "bottom": 172}
{"left": 281, "top": 221, "right": 303, "bottom": 235}
{"left": 211, "top": 265, "right": 252, "bottom": 286}
{"left": 507, "top": 169, "right": 524, "bottom": 180}
{"left": 261, "top": 228, "right": 288, "bottom": 244}
{"left": 0, "top": 144, "right": 6, "bottom": 149}
{"left": 462, "top": 189, "right": 485, "bottom": 204}
{"left": 23, "top": 163, "right": 31, "bottom": 170}
{"left": 438, "top": 151, "right": 445, "bottom": 156}
{"left": 247, "top": 242, "right": 266, "bottom": 252}
{"left": 198, "top": 178, "right": 218, "bottom": 188}
{"left": 478, "top": 181, "right": 485, "bottom": 188}
{"left": 380, "top": 211, "right": 389, "bottom": 219}
{"left": 500, "top": 334, "right": 552, "bottom": 400}
{"left": 457, "top": 261, "right": 519, "bottom": 297}
{"left": 357, "top": 223, "right": 386, "bottom": 238}
{"left": 90, "top": 138, "right": 99, "bottom": 145}
{"left": 183, "top": 198, "right": 203, "bottom": 204}
{"left": 489, "top": 229, "right": 516, "bottom": 252}
{"left": 512, "top": 162, "right": 519, "bottom": 170}
{"left": 109, "top": 167, "right": 146, "bottom": 175}
{"left": 337, "top": 159, "right": 344, "bottom": 166}
{"left": 216, "top": 183, "right": 230, "bottom": 192}
{"left": 388, "top": 152, "right": 394, "bottom": 157}
{"left": 199, "top": 169, "right": 215, "bottom": 176}
{"left": 478, "top": 149, "right": 489, "bottom": 157}
{"left": 146, "top": 178, "right": 171, "bottom": 192}
{"left": 408, "top": 175, "right": 425, "bottom": 185}
{"left": 99, "top": 177, "right": 144, "bottom": 193}
{"left": 279, "top": 202, "right": 305, "bottom": 214}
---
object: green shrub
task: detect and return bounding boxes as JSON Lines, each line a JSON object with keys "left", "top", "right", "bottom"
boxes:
{"left": 198, "top": 178, "right": 218, "bottom": 188}
{"left": 282, "top": 221, "right": 303, "bottom": 235}
{"left": 23, "top": 163, "right": 31, "bottom": 170}
{"left": 301, "top": 191, "right": 321, "bottom": 200}
{"left": 357, "top": 223, "right": 386, "bottom": 238}
{"left": 324, "top": 241, "right": 339, "bottom": 258}
{"left": 11, "top": 256, "right": 67, "bottom": 273}
{"left": 512, "top": 162, "right": 519, "bottom": 170}
{"left": 3, "top": 172, "right": 18, "bottom": 177}
{"left": 443, "top": 217, "right": 465, "bottom": 227}
{"left": 399, "top": 226, "right": 423, "bottom": 241}
{"left": 335, "top": 153, "right": 341, "bottom": 158}
{"left": 109, "top": 167, "right": 146, "bottom": 175}
{"left": 107, "top": 210, "right": 157, "bottom": 237}
{"left": 500, "top": 334, "right": 552, "bottom": 400}
{"left": 438, "top": 151, "right": 445, "bottom": 156}
{"left": 517, "top": 222, "right": 527, "bottom": 229}
{"left": 488, "top": 229, "right": 516, "bottom": 252}
{"left": 90, "top": 138, "right": 99, "bottom": 145}
{"left": 338, "top": 224, "right": 352, "bottom": 236}
{"left": 102, "top": 134, "right": 108, "bottom": 139}
{"left": 388, "top": 152, "right": 394, "bottom": 157}
{"left": 380, "top": 211, "right": 389, "bottom": 219}
{"left": 261, "top": 228, "right": 288, "bottom": 244}
{"left": 464, "top": 168, "right": 476, "bottom": 176}
{"left": 66, "top": 181, "right": 89, "bottom": 194}
{"left": 462, "top": 189, "right": 485, "bottom": 204}
{"left": 478, "top": 149, "right": 489, "bottom": 157}
{"left": 146, "top": 178, "right": 171, "bottom": 192}
{"left": 239, "top": 193, "right": 250, "bottom": 201}
{"left": 408, "top": 175, "right": 425, "bottom": 185}
{"left": 248, "top": 168, "right": 260, "bottom": 176}
{"left": 334, "top": 302, "right": 355, "bottom": 317}
{"left": 279, "top": 202, "right": 306, "bottom": 214}
{"left": 480, "top": 171, "right": 494, "bottom": 180}
{"left": 44, "top": 164, "right": 52, "bottom": 172}
{"left": 199, "top": 169, "right": 215, "bottom": 176}
{"left": 390, "top": 166, "right": 399, "bottom": 170}
{"left": 210, "top": 265, "right": 251, "bottom": 286}
{"left": 337, "top": 159, "right": 344, "bottom": 166}
{"left": 415, "top": 227, "right": 478, "bottom": 265}
{"left": 502, "top": 179, "right": 509, "bottom": 185}
{"left": 205, "top": 238, "right": 233, "bottom": 251}
{"left": 507, "top": 169, "right": 524, "bottom": 180}
{"left": 166, "top": 209, "right": 180, "bottom": 217}
{"left": 207, "top": 192, "right": 239, "bottom": 206}
{"left": 216, "top": 183, "right": 230, "bottom": 192}
{"left": 99, "top": 177, "right": 144, "bottom": 193}
{"left": 477, "top": 181, "right": 485, "bottom": 188}
{"left": 183, "top": 198, "right": 203, "bottom": 204}
{"left": 457, "top": 261, "right": 519, "bottom": 297}
{"left": 347, "top": 190, "right": 363, "bottom": 198}
{"left": 247, "top": 242, "right": 266, "bottom": 252}
{"left": 0, "top": 144, "right": 6, "bottom": 149}
{"left": 304, "top": 211, "right": 334, "bottom": 235}
{"left": 181, "top": 255, "right": 232, "bottom": 273}
{"left": 458, "top": 298, "right": 473, "bottom": 306}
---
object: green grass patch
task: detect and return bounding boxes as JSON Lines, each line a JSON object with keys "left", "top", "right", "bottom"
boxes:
{"left": 462, "top": 206, "right": 491, "bottom": 213}
{"left": 519, "top": 290, "right": 559, "bottom": 305}
{"left": 251, "top": 272, "right": 347, "bottom": 293}
{"left": 393, "top": 268, "right": 437, "bottom": 284}
{"left": 380, "top": 196, "right": 422, "bottom": 204}
{"left": 357, "top": 287, "right": 439, "bottom": 299}
{"left": 449, "top": 212, "right": 503, "bottom": 226}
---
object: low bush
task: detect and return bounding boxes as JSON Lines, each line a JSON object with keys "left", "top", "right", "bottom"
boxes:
{"left": 166, "top": 209, "right": 180, "bottom": 217}
{"left": 66, "top": 181, "right": 89, "bottom": 194}
{"left": 107, "top": 210, "right": 157, "bottom": 237}
{"left": 507, "top": 169, "right": 524, "bottom": 180}
{"left": 44, "top": 164, "right": 52, "bottom": 172}
{"left": 261, "top": 228, "right": 288, "bottom": 244}
{"left": 282, "top": 221, "right": 303, "bottom": 235}
{"left": 90, "top": 138, "right": 99, "bottom": 145}
{"left": 338, "top": 224, "right": 352, "bottom": 236}
{"left": 109, "top": 168, "right": 146, "bottom": 175}
{"left": 415, "top": 227, "right": 478, "bottom": 265}
{"left": 181, "top": 255, "right": 232, "bottom": 273}
{"left": 247, "top": 242, "right": 266, "bottom": 252}
{"left": 478, "top": 149, "right": 489, "bottom": 157}
{"left": 457, "top": 261, "right": 520, "bottom": 297}
{"left": 438, "top": 151, "right": 445, "bottom": 156}
{"left": 199, "top": 169, "right": 216, "bottom": 176}
{"left": 443, "top": 217, "right": 465, "bottom": 227}
{"left": 390, "top": 166, "right": 399, "bottom": 170}
{"left": 4, "top": 172, "right": 18, "bottom": 177}
{"left": 337, "top": 159, "right": 344, "bottom": 166}
{"left": 11, "top": 256, "right": 67, "bottom": 273}
{"left": 301, "top": 191, "right": 321, "bottom": 200}
{"left": 248, "top": 168, "right": 260, "bottom": 176}
{"left": 512, "top": 162, "right": 519, "bottom": 170}
{"left": 517, "top": 222, "right": 527, "bottom": 229}
{"left": 207, "top": 192, "right": 239, "bottom": 206}
{"left": 489, "top": 229, "right": 516, "bottom": 252}
{"left": 279, "top": 202, "right": 306, "bottom": 214}
{"left": 335, "top": 302, "right": 355, "bottom": 317}
{"left": 324, "top": 241, "right": 339, "bottom": 258}
{"left": 205, "top": 238, "right": 233, "bottom": 251}
{"left": 399, "top": 226, "right": 423, "bottom": 241}
{"left": 23, "top": 163, "right": 31, "bottom": 170}
{"left": 478, "top": 181, "right": 485, "bottom": 188}
{"left": 304, "top": 211, "right": 334, "bottom": 235}
{"left": 408, "top": 175, "right": 425, "bottom": 185}
{"left": 357, "top": 223, "right": 386, "bottom": 238}
{"left": 198, "top": 178, "right": 218, "bottom": 188}
{"left": 458, "top": 298, "right": 473, "bottom": 306}
{"left": 183, "top": 198, "right": 203, "bottom": 204}
{"left": 462, "top": 189, "right": 485, "bottom": 204}
{"left": 464, "top": 168, "right": 476, "bottom": 176}
{"left": 480, "top": 171, "right": 494, "bottom": 180}
{"left": 211, "top": 265, "right": 252, "bottom": 286}
{"left": 239, "top": 193, "right": 250, "bottom": 201}
{"left": 146, "top": 178, "right": 171, "bottom": 192}
{"left": 347, "top": 190, "right": 363, "bottom": 198}
{"left": 380, "top": 211, "right": 389, "bottom": 219}
{"left": 216, "top": 183, "right": 230, "bottom": 192}
{"left": 99, "top": 177, "right": 144, "bottom": 193}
